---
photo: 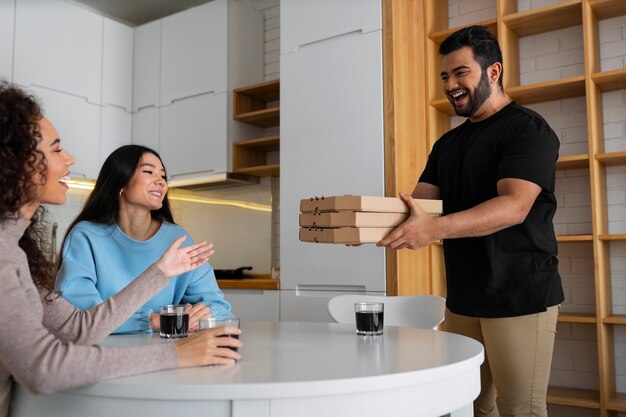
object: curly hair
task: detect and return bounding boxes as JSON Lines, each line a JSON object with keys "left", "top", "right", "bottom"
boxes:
{"left": 0, "top": 81, "right": 54, "bottom": 289}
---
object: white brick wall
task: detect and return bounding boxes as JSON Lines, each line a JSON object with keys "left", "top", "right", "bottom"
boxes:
{"left": 526, "top": 97, "right": 589, "bottom": 157}
{"left": 243, "top": 0, "right": 280, "bottom": 81}
{"left": 558, "top": 242, "right": 595, "bottom": 315}
{"left": 448, "top": 0, "right": 496, "bottom": 29}
{"left": 519, "top": 25, "right": 584, "bottom": 85}
{"left": 517, "top": 0, "right": 564, "bottom": 13}
{"left": 599, "top": 14, "right": 626, "bottom": 72}
{"left": 550, "top": 323, "right": 599, "bottom": 390}
{"left": 615, "top": 322, "right": 626, "bottom": 392}
{"left": 602, "top": 90, "right": 626, "bottom": 154}
{"left": 554, "top": 169, "right": 592, "bottom": 235}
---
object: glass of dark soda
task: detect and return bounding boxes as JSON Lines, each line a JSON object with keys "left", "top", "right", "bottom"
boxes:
{"left": 354, "top": 302, "right": 384, "bottom": 335}
{"left": 159, "top": 304, "right": 190, "bottom": 339}
{"left": 199, "top": 317, "right": 241, "bottom": 352}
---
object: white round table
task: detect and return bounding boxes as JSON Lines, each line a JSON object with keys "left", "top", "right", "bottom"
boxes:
{"left": 11, "top": 322, "right": 484, "bottom": 417}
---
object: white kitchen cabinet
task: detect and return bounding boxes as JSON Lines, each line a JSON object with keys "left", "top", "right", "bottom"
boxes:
{"left": 100, "top": 105, "right": 132, "bottom": 167}
{"left": 31, "top": 86, "right": 101, "bottom": 179}
{"left": 280, "top": 10, "right": 385, "bottom": 321}
{"left": 222, "top": 289, "right": 279, "bottom": 322}
{"left": 102, "top": 18, "right": 133, "bottom": 112}
{"left": 159, "top": 92, "right": 227, "bottom": 179}
{"left": 14, "top": 0, "right": 102, "bottom": 104}
{"left": 132, "top": 20, "right": 160, "bottom": 113}
{"left": 281, "top": 0, "right": 381, "bottom": 54}
{"left": 132, "top": 107, "right": 160, "bottom": 153}
{"left": 160, "top": 0, "right": 227, "bottom": 105}
{"left": 280, "top": 289, "right": 385, "bottom": 323}
{"left": 280, "top": 30, "right": 385, "bottom": 293}
{"left": 0, "top": 0, "right": 14, "bottom": 81}
{"left": 132, "top": 0, "right": 263, "bottom": 177}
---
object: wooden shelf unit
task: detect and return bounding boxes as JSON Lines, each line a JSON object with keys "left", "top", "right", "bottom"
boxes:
{"left": 232, "top": 79, "right": 280, "bottom": 176}
{"left": 232, "top": 135, "right": 280, "bottom": 177}
{"left": 424, "top": 1, "right": 626, "bottom": 415}
{"left": 233, "top": 79, "right": 280, "bottom": 127}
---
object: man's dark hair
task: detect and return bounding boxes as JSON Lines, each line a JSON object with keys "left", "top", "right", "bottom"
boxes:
{"left": 439, "top": 25, "right": 503, "bottom": 89}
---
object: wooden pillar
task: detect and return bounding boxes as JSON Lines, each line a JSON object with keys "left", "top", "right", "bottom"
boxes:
{"left": 382, "top": 0, "right": 433, "bottom": 295}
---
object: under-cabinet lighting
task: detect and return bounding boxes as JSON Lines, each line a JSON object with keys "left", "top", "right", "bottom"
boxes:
{"left": 63, "top": 180, "right": 271, "bottom": 212}
{"left": 64, "top": 179, "right": 96, "bottom": 190}
{"left": 168, "top": 192, "right": 272, "bottom": 213}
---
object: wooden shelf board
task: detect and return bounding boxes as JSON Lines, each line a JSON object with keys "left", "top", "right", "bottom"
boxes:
{"left": 607, "top": 394, "right": 626, "bottom": 412}
{"left": 428, "top": 19, "right": 497, "bottom": 45}
{"left": 506, "top": 76, "right": 586, "bottom": 104}
{"left": 557, "top": 154, "right": 589, "bottom": 170}
{"left": 599, "top": 234, "right": 626, "bottom": 241}
{"left": 233, "top": 164, "right": 279, "bottom": 177}
{"left": 588, "top": 0, "right": 626, "bottom": 20}
{"left": 547, "top": 386, "right": 600, "bottom": 409}
{"left": 595, "top": 151, "right": 626, "bottom": 166}
{"left": 233, "top": 79, "right": 280, "bottom": 101}
{"left": 558, "top": 313, "right": 596, "bottom": 324}
{"left": 217, "top": 276, "right": 280, "bottom": 290}
{"left": 603, "top": 315, "right": 626, "bottom": 324}
{"left": 592, "top": 68, "right": 626, "bottom": 91}
{"left": 234, "top": 107, "right": 279, "bottom": 128}
{"left": 233, "top": 135, "right": 280, "bottom": 151}
{"left": 503, "top": 0, "right": 582, "bottom": 38}
{"left": 430, "top": 98, "right": 454, "bottom": 116}
{"left": 557, "top": 234, "right": 592, "bottom": 242}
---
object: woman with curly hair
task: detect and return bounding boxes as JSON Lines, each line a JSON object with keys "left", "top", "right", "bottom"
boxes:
{"left": 0, "top": 82, "right": 242, "bottom": 417}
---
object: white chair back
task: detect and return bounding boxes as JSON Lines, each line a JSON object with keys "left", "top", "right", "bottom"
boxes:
{"left": 327, "top": 294, "right": 446, "bottom": 330}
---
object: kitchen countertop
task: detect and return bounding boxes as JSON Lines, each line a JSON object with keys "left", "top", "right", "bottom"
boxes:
{"left": 217, "top": 274, "right": 280, "bottom": 290}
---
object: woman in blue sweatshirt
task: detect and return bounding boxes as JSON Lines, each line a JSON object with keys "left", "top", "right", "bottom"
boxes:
{"left": 55, "top": 145, "right": 232, "bottom": 334}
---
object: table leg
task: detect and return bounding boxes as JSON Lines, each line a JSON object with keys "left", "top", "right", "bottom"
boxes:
{"left": 232, "top": 399, "right": 270, "bottom": 417}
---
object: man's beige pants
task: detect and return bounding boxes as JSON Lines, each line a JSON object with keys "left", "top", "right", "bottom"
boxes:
{"left": 444, "top": 305, "right": 559, "bottom": 417}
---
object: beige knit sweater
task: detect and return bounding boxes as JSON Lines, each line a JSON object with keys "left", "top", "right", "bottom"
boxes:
{"left": 0, "top": 216, "right": 179, "bottom": 417}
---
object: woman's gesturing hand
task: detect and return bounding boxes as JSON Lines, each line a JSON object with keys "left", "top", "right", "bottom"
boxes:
{"left": 176, "top": 327, "right": 242, "bottom": 367}
{"left": 155, "top": 235, "right": 214, "bottom": 278}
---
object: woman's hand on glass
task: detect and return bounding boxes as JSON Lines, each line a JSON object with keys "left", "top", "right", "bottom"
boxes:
{"left": 176, "top": 327, "right": 242, "bottom": 367}
{"left": 189, "top": 303, "right": 212, "bottom": 332}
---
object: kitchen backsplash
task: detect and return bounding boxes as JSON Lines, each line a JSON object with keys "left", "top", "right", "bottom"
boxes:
{"left": 45, "top": 176, "right": 276, "bottom": 275}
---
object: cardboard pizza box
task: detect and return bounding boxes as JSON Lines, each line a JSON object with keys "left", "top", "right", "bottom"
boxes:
{"left": 300, "top": 195, "right": 442, "bottom": 215}
{"left": 299, "top": 227, "right": 394, "bottom": 244}
{"left": 299, "top": 211, "right": 408, "bottom": 228}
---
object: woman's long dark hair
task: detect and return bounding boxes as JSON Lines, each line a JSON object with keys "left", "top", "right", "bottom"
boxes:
{"left": 0, "top": 81, "right": 55, "bottom": 289}
{"left": 58, "top": 145, "right": 175, "bottom": 268}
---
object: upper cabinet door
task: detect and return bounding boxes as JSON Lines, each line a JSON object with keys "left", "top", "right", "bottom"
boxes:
{"left": 100, "top": 105, "right": 132, "bottom": 168}
{"left": 160, "top": 92, "right": 227, "bottom": 178}
{"left": 281, "top": 0, "right": 381, "bottom": 53}
{"left": 133, "top": 20, "right": 160, "bottom": 112}
{"left": 102, "top": 18, "right": 133, "bottom": 111}
{"left": 30, "top": 86, "right": 101, "bottom": 179}
{"left": 13, "top": 0, "right": 103, "bottom": 104}
{"left": 160, "top": 0, "right": 228, "bottom": 105}
{"left": 0, "top": 0, "right": 15, "bottom": 81}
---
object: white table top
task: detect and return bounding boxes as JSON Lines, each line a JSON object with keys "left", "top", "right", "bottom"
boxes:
{"left": 82, "top": 321, "right": 484, "bottom": 401}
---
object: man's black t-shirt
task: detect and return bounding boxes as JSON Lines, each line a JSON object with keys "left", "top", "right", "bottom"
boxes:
{"left": 419, "top": 101, "right": 564, "bottom": 318}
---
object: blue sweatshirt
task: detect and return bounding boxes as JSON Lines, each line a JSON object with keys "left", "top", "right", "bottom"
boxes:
{"left": 55, "top": 220, "right": 232, "bottom": 334}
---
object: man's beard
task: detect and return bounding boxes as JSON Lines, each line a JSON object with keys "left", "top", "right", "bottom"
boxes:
{"left": 453, "top": 70, "right": 491, "bottom": 118}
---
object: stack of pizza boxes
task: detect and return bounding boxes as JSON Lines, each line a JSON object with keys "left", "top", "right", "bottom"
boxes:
{"left": 299, "top": 195, "right": 443, "bottom": 244}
